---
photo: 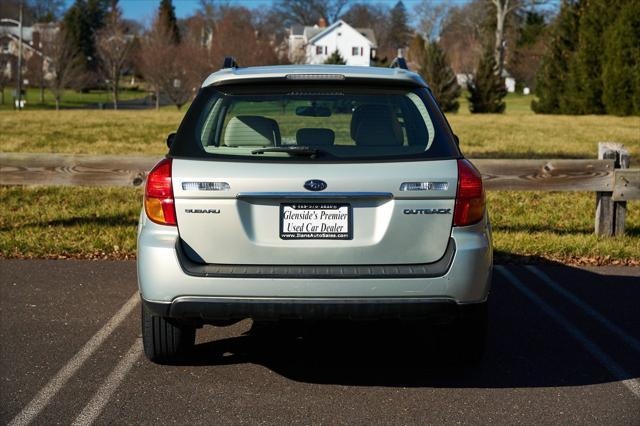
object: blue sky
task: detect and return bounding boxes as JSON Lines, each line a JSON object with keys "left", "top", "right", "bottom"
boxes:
{"left": 64, "top": 0, "right": 467, "bottom": 22}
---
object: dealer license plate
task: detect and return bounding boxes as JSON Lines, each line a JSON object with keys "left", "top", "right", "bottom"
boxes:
{"left": 280, "top": 203, "right": 352, "bottom": 240}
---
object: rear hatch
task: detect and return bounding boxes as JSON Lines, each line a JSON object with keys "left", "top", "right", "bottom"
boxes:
{"left": 169, "top": 81, "right": 461, "bottom": 266}
{"left": 173, "top": 159, "right": 457, "bottom": 265}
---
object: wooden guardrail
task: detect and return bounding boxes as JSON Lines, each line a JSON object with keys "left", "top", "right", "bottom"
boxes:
{"left": 1, "top": 143, "right": 638, "bottom": 236}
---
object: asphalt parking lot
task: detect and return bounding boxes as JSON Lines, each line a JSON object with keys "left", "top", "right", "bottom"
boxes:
{"left": 1, "top": 260, "right": 638, "bottom": 425}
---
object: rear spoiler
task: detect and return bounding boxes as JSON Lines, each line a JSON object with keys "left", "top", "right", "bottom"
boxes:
{"left": 204, "top": 55, "right": 426, "bottom": 88}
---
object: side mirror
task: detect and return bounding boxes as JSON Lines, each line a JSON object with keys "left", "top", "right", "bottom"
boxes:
{"left": 453, "top": 134, "right": 460, "bottom": 146}
{"left": 166, "top": 132, "right": 176, "bottom": 149}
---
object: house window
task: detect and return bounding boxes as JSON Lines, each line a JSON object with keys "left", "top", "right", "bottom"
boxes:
{"left": 352, "top": 47, "right": 360, "bottom": 56}
{"left": 316, "top": 46, "right": 323, "bottom": 55}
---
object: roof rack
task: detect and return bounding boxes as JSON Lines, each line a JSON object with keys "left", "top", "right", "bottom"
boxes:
{"left": 222, "top": 56, "right": 239, "bottom": 69}
{"left": 389, "top": 57, "right": 408, "bottom": 70}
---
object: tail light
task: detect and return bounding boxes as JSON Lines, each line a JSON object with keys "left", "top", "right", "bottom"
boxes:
{"left": 454, "top": 159, "right": 485, "bottom": 226}
{"left": 144, "top": 158, "right": 177, "bottom": 226}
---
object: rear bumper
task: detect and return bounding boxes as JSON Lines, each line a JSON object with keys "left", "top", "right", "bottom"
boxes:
{"left": 142, "top": 296, "right": 463, "bottom": 322}
{"left": 176, "top": 237, "right": 456, "bottom": 279}
{"left": 137, "top": 211, "right": 493, "bottom": 316}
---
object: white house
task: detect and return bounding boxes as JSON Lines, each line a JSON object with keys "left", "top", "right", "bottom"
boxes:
{"left": 289, "top": 19, "right": 376, "bottom": 66}
{"left": 1, "top": 22, "right": 58, "bottom": 81}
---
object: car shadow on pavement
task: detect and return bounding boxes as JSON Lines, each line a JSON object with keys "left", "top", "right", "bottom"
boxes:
{"left": 172, "top": 256, "right": 640, "bottom": 389}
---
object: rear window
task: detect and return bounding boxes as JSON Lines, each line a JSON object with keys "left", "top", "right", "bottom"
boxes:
{"left": 170, "top": 84, "right": 460, "bottom": 162}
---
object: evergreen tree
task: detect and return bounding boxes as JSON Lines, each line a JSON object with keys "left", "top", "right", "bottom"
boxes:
{"left": 158, "top": 0, "right": 180, "bottom": 44}
{"left": 324, "top": 49, "right": 346, "bottom": 65}
{"left": 419, "top": 39, "right": 461, "bottom": 113}
{"left": 564, "top": 0, "right": 625, "bottom": 114}
{"left": 531, "top": 0, "right": 580, "bottom": 114}
{"left": 517, "top": 11, "right": 546, "bottom": 47}
{"left": 467, "top": 44, "right": 507, "bottom": 113}
{"left": 386, "top": 1, "right": 411, "bottom": 50}
{"left": 62, "top": 0, "right": 109, "bottom": 78}
{"left": 602, "top": 0, "right": 640, "bottom": 116}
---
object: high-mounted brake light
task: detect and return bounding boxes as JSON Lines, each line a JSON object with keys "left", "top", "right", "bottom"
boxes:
{"left": 286, "top": 74, "right": 345, "bottom": 81}
{"left": 453, "top": 159, "right": 485, "bottom": 226}
{"left": 144, "top": 158, "right": 177, "bottom": 226}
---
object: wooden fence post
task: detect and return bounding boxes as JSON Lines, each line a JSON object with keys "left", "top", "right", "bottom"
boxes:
{"left": 595, "top": 142, "right": 630, "bottom": 236}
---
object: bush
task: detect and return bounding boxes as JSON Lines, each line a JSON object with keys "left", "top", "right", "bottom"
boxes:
{"left": 324, "top": 49, "right": 346, "bottom": 65}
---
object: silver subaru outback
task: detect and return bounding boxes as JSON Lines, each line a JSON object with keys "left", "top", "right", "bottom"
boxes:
{"left": 137, "top": 60, "right": 492, "bottom": 363}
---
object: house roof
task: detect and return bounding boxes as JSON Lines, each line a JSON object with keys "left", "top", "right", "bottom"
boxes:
{"left": 303, "top": 26, "right": 324, "bottom": 40}
{"left": 0, "top": 22, "right": 58, "bottom": 45}
{"left": 356, "top": 28, "right": 376, "bottom": 46}
{"left": 294, "top": 20, "right": 376, "bottom": 47}
{"left": 308, "top": 20, "right": 376, "bottom": 47}
{"left": 0, "top": 24, "right": 34, "bottom": 43}
{"left": 290, "top": 24, "right": 304, "bottom": 36}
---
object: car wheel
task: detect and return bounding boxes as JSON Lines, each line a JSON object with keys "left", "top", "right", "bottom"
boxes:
{"left": 141, "top": 305, "right": 196, "bottom": 363}
{"left": 453, "top": 302, "right": 488, "bottom": 365}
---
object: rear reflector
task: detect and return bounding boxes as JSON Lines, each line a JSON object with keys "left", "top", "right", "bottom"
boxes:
{"left": 453, "top": 159, "right": 485, "bottom": 226}
{"left": 144, "top": 158, "right": 176, "bottom": 226}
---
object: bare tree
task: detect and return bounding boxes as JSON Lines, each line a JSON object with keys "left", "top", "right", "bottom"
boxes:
{"left": 439, "top": 1, "right": 487, "bottom": 74}
{"left": 25, "top": 51, "right": 47, "bottom": 104}
{"left": 138, "top": 22, "right": 173, "bottom": 109}
{"left": 96, "top": 7, "right": 134, "bottom": 109}
{"left": 340, "top": 3, "right": 390, "bottom": 50}
{"left": 157, "top": 39, "right": 210, "bottom": 109}
{"left": 414, "top": 1, "right": 450, "bottom": 42}
{"left": 139, "top": 19, "right": 208, "bottom": 110}
{"left": 42, "top": 29, "right": 81, "bottom": 110}
{"left": 490, "top": 0, "right": 546, "bottom": 76}
{"left": 209, "top": 8, "right": 280, "bottom": 68}
{"left": 274, "top": 0, "right": 350, "bottom": 25}
{"left": 30, "top": 0, "right": 65, "bottom": 22}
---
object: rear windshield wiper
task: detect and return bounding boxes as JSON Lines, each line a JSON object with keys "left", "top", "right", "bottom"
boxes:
{"left": 251, "top": 146, "right": 329, "bottom": 158}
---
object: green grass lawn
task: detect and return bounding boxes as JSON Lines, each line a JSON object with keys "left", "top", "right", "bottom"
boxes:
{"left": 1, "top": 95, "right": 639, "bottom": 263}
{"left": 0, "top": 87, "right": 148, "bottom": 111}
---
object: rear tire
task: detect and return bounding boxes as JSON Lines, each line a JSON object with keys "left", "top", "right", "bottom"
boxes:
{"left": 142, "top": 305, "right": 196, "bottom": 363}
{"left": 453, "top": 302, "right": 488, "bottom": 365}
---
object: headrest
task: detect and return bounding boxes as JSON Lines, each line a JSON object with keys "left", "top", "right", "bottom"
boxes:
{"left": 351, "top": 104, "right": 403, "bottom": 146}
{"left": 296, "top": 128, "right": 335, "bottom": 147}
{"left": 224, "top": 115, "right": 281, "bottom": 147}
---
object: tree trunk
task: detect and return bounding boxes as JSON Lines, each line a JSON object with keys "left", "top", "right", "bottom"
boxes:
{"left": 0, "top": 89, "right": 4, "bottom": 105}
{"left": 112, "top": 68, "right": 119, "bottom": 110}
{"left": 39, "top": 84, "right": 45, "bottom": 104}
{"left": 55, "top": 96, "right": 60, "bottom": 111}
{"left": 155, "top": 88, "right": 160, "bottom": 110}
{"left": 493, "top": 0, "right": 509, "bottom": 77}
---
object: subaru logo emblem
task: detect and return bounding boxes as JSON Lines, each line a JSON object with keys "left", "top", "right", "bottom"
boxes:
{"left": 304, "top": 179, "right": 327, "bottom": 191}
